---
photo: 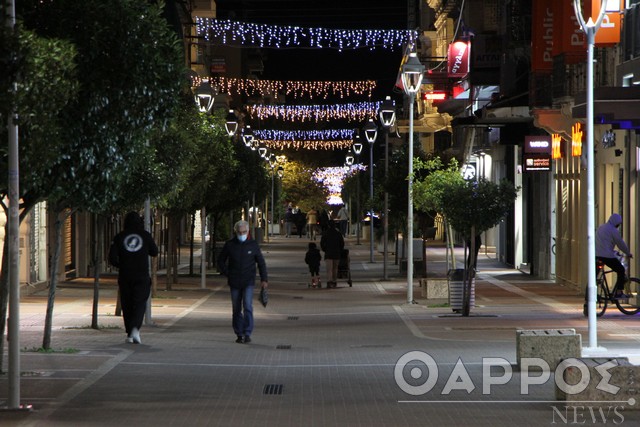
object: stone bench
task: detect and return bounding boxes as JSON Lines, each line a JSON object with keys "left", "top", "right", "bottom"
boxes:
{"left": 555, "top": 357, "right": 639, "bottom": 410}
{"left": 516, "top": 329, "right": 581, "bottom": 371}
{"left": 419, "top": 278, "right": 448, "bottom": 299}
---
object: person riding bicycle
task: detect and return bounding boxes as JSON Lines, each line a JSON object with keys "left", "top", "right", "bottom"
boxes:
{"left": 595, "top": 213, "right": 633, "bottom": 299}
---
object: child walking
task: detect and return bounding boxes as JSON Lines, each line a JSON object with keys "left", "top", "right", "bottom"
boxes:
{"left": 305, "top": 242, "right": 322, "bottom": 288}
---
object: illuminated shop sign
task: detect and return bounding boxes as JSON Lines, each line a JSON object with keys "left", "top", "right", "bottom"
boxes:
{"left": 552, "top": 134, "right": 563, "bottom": 159}
{"left": 572, "top": 123, "right": 583, "bottom": 157}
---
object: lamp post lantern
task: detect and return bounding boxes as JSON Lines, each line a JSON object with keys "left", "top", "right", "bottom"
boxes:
{"left": 225, "top": 109, "right": 239, "bottom": 137}
{"left": 573, "top": 0, "right": 607, "bottom": 352}
{"left": 242, "top": 125, "right": 254, "bottom": 147}
{"left": 401, "top": 52, "right": 424, "bottom": 304}
{"left": 195, "top": 79, "right": 216, "bottom": 113}
{"left": 364, "top": 118, "right": 378, "bottom": 263}
{"left": 378, "top": 96, "right": 396, "bottom": 280}
{"left": 353, "top": 135, "right": 363, "bottom": 245}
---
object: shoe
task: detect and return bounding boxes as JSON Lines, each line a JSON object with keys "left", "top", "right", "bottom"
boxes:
{"left": 125, "top": 336, "right": 134, "bottom": 344}
{"left": 613, "top": 292, "right": 630, "bottom": 300}
{"left": 236, "top": 336, "right": 244, "bottom": 343}
{"left": 131, "top": 327, "right": 141, "bottom": 344}
{"left": 244, "top": 336, "right": 251, "bottom": 344}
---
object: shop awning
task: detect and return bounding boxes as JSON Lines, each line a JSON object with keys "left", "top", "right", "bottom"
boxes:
{"left": 572, "top": 86, "right": 640, "bottom": 129}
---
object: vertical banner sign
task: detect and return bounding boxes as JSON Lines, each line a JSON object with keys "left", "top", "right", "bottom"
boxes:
{"left": 532, "top": 0, "right": 554, "bottom": 72}
{"left": 588, "top": 0, "right": 622, "bottom": 46}
{"left": 552, "top": 133, "right": 563, "bottom": 159}
{"left": 572, "top": 123, "right": 583, "bottom": 157}
{"left": 448, "top": 41, "right": 470, "bottom": 78}
{"left": 552, "top": 0, "right": 585, "bottom": 63}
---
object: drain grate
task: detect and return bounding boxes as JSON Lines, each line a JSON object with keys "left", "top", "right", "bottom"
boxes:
{"left": 287, "top": 316, "right": 299, "bottom": 320}
{"left": 276, "top": 344, "right": 292, "bottom": 349}
{"left": 263, "top": 384, "right": 284, "bottom": 395}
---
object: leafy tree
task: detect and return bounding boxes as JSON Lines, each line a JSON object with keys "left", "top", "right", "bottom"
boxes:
{"left": 281, "top": 160, "right": 329, "bottom": 211}
{"left": 17, "top": 0, "right": 185, "bottom": 349}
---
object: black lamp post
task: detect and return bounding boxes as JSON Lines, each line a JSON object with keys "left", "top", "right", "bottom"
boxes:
{"left": 353, "top": 135, "right": 363, "bottom": 246}
{"left": 401, "top": 52, "right": 424, "bottom": 304}
{"left": 364, "top": 118, "right": 378, "bottom": 263}
{"left": 378, "top": 96, "right": 396, "bottom": 280}
{"left": 242, "top": 125, "right": 254, "bottom": 148}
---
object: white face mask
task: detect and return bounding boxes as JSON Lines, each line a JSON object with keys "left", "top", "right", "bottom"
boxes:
{"left": 237, "top": 233, "right": 248, "bottom": 242}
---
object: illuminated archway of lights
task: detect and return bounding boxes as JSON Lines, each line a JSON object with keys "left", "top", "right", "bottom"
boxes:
{"left": 195, "top": 18, "right": 417, "bottom": 51}
{"left": 190, "top": 77, "right": 376, "bottom": 99}
{"left": 314, "top": 165, "right": 366, "bottom": 205}
{"left": 246, "top": 101, "right": 382, "bottom": 123}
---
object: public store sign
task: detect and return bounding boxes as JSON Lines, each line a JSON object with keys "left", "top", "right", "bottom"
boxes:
{"left": 523, "top": 136, "right": 552, "bottom": 172}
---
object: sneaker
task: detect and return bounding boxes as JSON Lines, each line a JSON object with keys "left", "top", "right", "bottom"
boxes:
{"left": 236, "top": 336, "right": 244, "bottom": 343}
{"left": 125, "top": 336, "right": 134, "bottom": 344}
{"left": 243, "top": 336, "right": 251, "bottom": 344}
{"left": 131, "top": 327, "right": 141, "bottom": 344}
{"left": 613, "top": 292, "right": 631, "bottom": 300}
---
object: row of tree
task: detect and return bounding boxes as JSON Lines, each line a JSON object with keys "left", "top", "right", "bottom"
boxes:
{"left": 0, "top": 0, "right": 268, "bottom": 361}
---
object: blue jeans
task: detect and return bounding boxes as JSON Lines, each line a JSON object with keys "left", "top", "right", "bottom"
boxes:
{"left": 230, "top": 286, "right": 254, "bottom": 337}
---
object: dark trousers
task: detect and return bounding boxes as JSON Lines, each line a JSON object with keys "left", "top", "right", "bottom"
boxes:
{"left": 230, "top": 286, "right": 254, "bottom": 337}
{"left": 596, "top": 256, "right": 626, "bottom": 292}
{"left": 119, "top": 276, "right": 151, "bottom": 335}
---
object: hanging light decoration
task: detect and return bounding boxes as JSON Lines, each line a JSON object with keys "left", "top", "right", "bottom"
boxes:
{"left": 246, "top": 101, "right": 382, "bottom": 122}
{"left": 196, "top": 18, "right": 417, "bottom": 51}
{"left": 194, "top": 77, "right": 377, "bottom": 99}
{"left": 253, "top": 129, "right": 356, "bottom": 141}
{"left": 258, "top": 139, "right": 353, "bottom": 150}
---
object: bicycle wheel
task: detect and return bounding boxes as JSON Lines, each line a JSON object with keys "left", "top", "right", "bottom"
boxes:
{"left": 615, "top": 277, "right": 640, "bottom": 315}
{"left": 583, "top": 281, "right": 608, "bottom": 317}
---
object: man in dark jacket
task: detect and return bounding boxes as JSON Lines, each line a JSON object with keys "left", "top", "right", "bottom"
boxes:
{"left": 595, "top": 213, "right": 633, "bottom": 298}
{"left": 320, "top": 220, "right": 344, "bottom": 288}
{"left": 108, "top": 211, "right": 158, "bottom": 344}
{"left": 217, "top": 220, "right": 268, "bottom": 343}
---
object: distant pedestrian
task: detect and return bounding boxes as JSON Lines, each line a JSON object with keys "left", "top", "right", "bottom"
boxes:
{"left": 336, "top": 204, "right": 349, "bottom": 237}
{"left": 306, "top": 207, "right": 319, "bottom": 240}
{"left": 295, "top": 210, "right": 306, "bottom": 238}
{"left": 284, "top": 207, "right": 294, "bottom": 237}
{"left": 305, "top": 242, "right": 322, "bottom": 288}
{"left": 108, "top": 211, "right": 158, "bottom": 344}
{"left": 217, "top": 220, "right": 268, "bottom": 344}
{"left": 319, "top": 209, "right": 330, "bottom": 233}
{"left": 320, "top": 221, "right": 344, "bottom": 288}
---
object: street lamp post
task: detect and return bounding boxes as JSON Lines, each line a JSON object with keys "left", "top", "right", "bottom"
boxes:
{"left": 378, "top": 96, "right": 396, "bottom": 280}
{"left": 353, "top": 135, "right": 363, "bottom": 245}
{"left": 269, "top": 155, "right": 277, "bottom": 242}
{"left": 194, "top": 79, "right": 216, "bottom": 113}
{"left": 364, "top": 119, "right": 378, "bottom": 263}
{"left": 225, "top": 109, "right": 239, "bottom": 137}
{"left": 573, "top": 0, "right": 607, "bottom": 352}
{"left": 401, "top": 52, "right": 424, "bottom": 305}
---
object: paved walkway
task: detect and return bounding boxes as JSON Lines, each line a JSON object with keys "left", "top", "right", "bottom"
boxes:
{"left": 2, "top": 236, "right": 640, "bottom": 426}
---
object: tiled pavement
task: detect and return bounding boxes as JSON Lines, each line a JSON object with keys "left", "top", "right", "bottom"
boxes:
{"left": 2, "top": 237, "right": 640, "bottom": 426}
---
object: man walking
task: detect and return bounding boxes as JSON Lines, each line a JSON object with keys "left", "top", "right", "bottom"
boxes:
{"left": 108, "top": 211, "right": 158, "bottom": 344}
{"left": 217, "top": 220, "right": 268, "bottom": 343}
{"left": 320, "top": 220, "right": 344, "bottom": 288}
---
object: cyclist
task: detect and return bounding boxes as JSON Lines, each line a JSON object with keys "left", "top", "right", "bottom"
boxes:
{"left": 595, "top": 213, "right": 633, "bottom": 299}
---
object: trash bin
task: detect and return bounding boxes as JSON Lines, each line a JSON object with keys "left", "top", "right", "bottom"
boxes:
{"left": 448, "top": 269, "right": 475, "bottom": 312}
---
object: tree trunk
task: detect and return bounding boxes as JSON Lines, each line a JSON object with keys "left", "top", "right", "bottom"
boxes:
{"left": 43, "top": 210, "right": 71, "bottom": 350}
{"left": 91, "top": 214, "right": 104, "bottom": 330}
{"left": 462, "top": 225, "right": 476, "bottom": 317}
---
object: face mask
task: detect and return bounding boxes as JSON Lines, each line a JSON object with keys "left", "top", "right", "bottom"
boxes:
{"left": 237, "top": 234, "right": 247, "bottom": 242}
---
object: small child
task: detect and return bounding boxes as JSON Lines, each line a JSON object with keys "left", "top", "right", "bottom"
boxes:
{"left": 304, "top": 242, "right": 322, "bottom": 288}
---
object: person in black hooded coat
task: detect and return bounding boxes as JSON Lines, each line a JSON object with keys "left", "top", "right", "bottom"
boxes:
{"left": 108, "top": 211, "right": 158, "bottom": 344}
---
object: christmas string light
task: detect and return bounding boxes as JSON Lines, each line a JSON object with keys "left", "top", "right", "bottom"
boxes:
{"left": 193, "top": 77, "right": 376, "bottom": 99}
{"left": 253, "top": 129, "right": 356, "bottom": 141}
{"left": 246, "top": 101, "right": 382, "bottom": 123}
{"left": 258, "top": 139, "right": 353, "bottom": 150}
{"left": 314, "top": 165, "right": 367, "bottom": 204}
{"left": 196, "top": 18, "right": 417, "bottom": 51}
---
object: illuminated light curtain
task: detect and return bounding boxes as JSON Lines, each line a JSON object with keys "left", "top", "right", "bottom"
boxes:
{"left": 253, "top": 129, "right": 356, "bottom": 141}
{"left": 196, "top": 18, "right": 417, "bottom": 50}
{"left": 246, "top": 101, "right": 382, "bottom": 122}
{"left": 258, "top": 139, "right": 354, "bottom": 150}
{"left": 314, "top": 165, "right": 367, "bottom": 204}
{"left": 189, "top": 77, "right": 377, "bottom": 99}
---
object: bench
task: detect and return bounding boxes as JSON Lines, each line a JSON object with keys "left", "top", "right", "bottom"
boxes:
{"left": 516, "top": 329, "right": 581, "bottom": 371}
{"left": 555, "top": 357, "right": 639, "bottom": 410}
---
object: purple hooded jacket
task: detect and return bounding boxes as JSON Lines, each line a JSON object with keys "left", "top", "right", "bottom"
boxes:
{"left": 595, "top": 213, "right": 631, "bottom": 258}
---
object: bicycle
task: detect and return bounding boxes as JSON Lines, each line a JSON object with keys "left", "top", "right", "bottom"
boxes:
{"left": 583, "top": 254, "right": 640, "bottom": 316}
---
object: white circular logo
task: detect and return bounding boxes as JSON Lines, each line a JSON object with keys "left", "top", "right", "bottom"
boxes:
{"left": 394, "top": 351, "right": 439, "bottom": 395}
{"left": 123, "top": 234, "right": 143, "bottom": 252}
